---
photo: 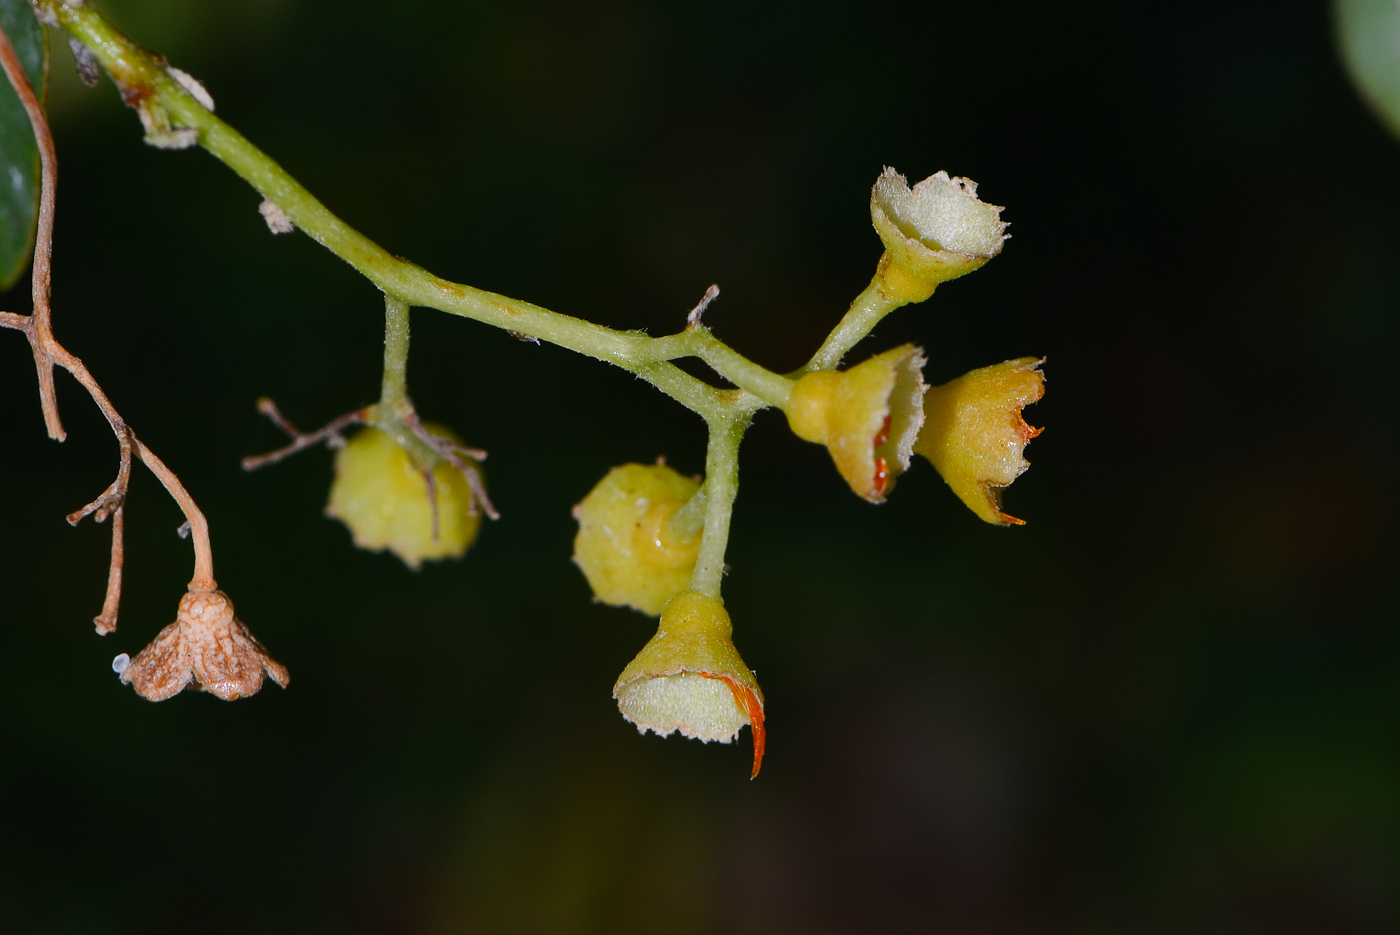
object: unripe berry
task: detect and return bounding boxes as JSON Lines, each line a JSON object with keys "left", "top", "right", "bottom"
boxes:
{"left": 325, "top": 425, "right": 483, "bottom": 569}
{"left": 613, "top": 590, "right": 766, "bottom": 778}
{"left": 915, "top": 357, "right": 1045, "bottom": 524}
{"left": 572, "top": 463, "right": 703, "bottom": 615}
{"left": 870, "top": 168, "right": 1007, "bottom": 303}
{"left": 785, "top": 344, "right": 927, "bottom": 503}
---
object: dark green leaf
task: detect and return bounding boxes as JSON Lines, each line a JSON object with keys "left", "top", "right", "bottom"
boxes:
{"left": 1336, "top": 0, "right": 1400, "bottom": 141}
{"left": 0, "top": 0, "right": 48, "bottom": 292}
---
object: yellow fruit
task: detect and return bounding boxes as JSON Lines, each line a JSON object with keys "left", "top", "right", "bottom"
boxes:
{"left": 785, "top": 344, "right": 927, "bottom": 503}
{"left": 915, "top": 357, "right": 1045, "bottom": 525}
{"left": 572, "top": 463, "right": 702, "bottom": 615}
{"left": 870, "top": 167, "right": 1008, "bottom": 302}
{"left": 325, "top": 425, "right": 482, "bottom": 569}
{"left": 613, "top": 590, "right": 765, "bottom": 778}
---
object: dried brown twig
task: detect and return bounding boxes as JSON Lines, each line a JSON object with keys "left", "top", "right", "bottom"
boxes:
{"left": 401, "top": 410, "right": 498, "bottom": 520}
{"left": 242, "top": 400, "right": 500, "bottom": 541}
{"left": 1, "top": 20, "right": 286, "bottom": 701}
{"left": 0, "top": 24, "right": 213, "bottom": 625}
{"left": 239, "top": 397, "right": 367, "bottom": 471}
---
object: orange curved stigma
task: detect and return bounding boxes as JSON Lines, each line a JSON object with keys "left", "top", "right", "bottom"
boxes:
{"left": 704, "top": 673, "right": 767, "bottom": 778}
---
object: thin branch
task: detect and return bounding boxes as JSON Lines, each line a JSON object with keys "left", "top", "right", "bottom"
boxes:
{"left": 380, "top": 294, "right": 411, "bottom": 411}
{"left": 402, "top": 411, "right": 499, "bottom": 520}
{"left": 93, "top": 503, "right": 126, "bottom": 632}
{"left": 0, "top": 18, "right": 63, "bottom": 440}
{"left": 38, "top": 2, "right": 753, "bottom": 419}
{"left": 66, "top": 424, "right": 133, "bottom": 634}
{"left": 132, "top": 436, "right": 215, "bottom": 591}
{"left": 66, "top": 425, "right": 132, "bottom": 526}
{"left": 802, "top": 277, "right": 906, "bottom": 373}
{"left": 686, "top": 284, "right": 720, "bottom": 328}
{"left": 1, "top": 17, "right": 221, "bottom": 627}
{"left": 241, "top": 398, "right": 368, "bottom": 471}
{"left": 688, "top": 414, "right": 747, "bottom": 598}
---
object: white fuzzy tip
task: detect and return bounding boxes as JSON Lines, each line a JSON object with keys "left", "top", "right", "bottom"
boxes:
{"left": 875, "top": 168, "right": 1005, "bottom": 256}
{"left": 166, "top": 66, "right": 215, "bottom": 111}
{"left": 259, "top": 199, "right": 295, "bottom": 234}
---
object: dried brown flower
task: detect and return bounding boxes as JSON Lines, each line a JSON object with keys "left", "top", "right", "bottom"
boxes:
{"left": 120, "top": 589, "right": 289, "bottom": 701}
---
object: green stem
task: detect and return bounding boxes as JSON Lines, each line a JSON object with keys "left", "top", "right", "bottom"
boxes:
{"left": 368, "top": 296, "right": 437, "bottom": 473}
{"left": 674, "top": 329, "right": 794, "bottom": 408}
{"left": 803, "top": 278, "right": 907, "bottom": 372}
{"left": 46, "top": 1, "right": 813, "bottom": 418}
{"left": 689, "top": 415, "right": 746, "bottom": 598}
{"left": 38, "top": 0, "right": 906, "bottom": 609}
{"left": 44, "top": 1, "right": 734, "bottom": 412}
{"left": 380, "top": 294, "right": 411, "bottom": 413}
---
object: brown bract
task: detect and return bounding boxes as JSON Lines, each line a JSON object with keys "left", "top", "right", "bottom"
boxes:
{"left": 121, "top": 590, "right": 289, "bottom": 701}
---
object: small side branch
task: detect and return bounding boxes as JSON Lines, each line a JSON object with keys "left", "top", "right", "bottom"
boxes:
{"left": 66, "top": 424, "right": 133, "bottom": 634}
{"left": 401, "top": 411, "right": 498, "bottom": 520}
{"left": 686, "top": 284, "right": 720, "bottom": 328}
{"left": 0, "top": 22, "right": 63, "bottom": 440}
{"left": 377, "top": 294, "right": 498, "bottom": 521}
{"left": 802, "top": 278, "right": 906, "bottom": 373}
{"left": 241, "top": 398, "right": 367, "bottom": 471}
{"left": 2, "top": 17, "right": 220, "bottom": 628}
{"left": 132, "top": 436, "right": 216, "bottom": 591}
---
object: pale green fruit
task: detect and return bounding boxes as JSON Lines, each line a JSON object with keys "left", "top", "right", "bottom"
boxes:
{"left": 613, "top": 590, "right": 766, "bottom": 777}
{"left": 870, "top": 168, "right": 1007, "bottom": 302}
{"left": 785, "top": 344, "right": 927, "bottom": 503}
{"left": 325, "top": 425, "right": 482, "bottom": 569}
{"left": 572, "top": 463, "right": 702, "bottom": 615}
{"left": 915, "top": 357, "right": 1045, "bottom": 526}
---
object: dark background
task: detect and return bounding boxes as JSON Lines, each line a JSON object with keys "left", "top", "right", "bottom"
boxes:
{"left": 3, "top": 0, "right": 1398, "bottom": 931}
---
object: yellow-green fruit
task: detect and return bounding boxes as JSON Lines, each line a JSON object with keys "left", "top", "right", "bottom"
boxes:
{"left": 572, "top": 463, "right": 702, "bottom": 615}
{"left": 613, "top": 590, "right": 766, "bottom": 777}
{"left": 325, "top": 425, "right": 482, "bottom": 569}
{"left": 785, "top": 344, "right": 927, "bottom": 503}
{"left": 915, "top": 357, "right": 1044, "bottom": 525}
{"left": 870, "top": 167, "right": 1007, "bottom": 299}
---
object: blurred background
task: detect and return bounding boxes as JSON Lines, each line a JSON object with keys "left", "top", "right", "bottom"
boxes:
{"left": 3, "top": 0, "right": 1398, "bottom": 930}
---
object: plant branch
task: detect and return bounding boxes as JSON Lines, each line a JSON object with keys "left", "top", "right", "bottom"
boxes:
{"left": 40, "top": 1, "right": 803, "bottom": 421}
{"left": 688, "top": 415, "right": 747, "bottom": 598}
{"left": 66, "top": 422, "right": 131, "bottom": 634}
{"left": 2, "top": 12, "right": 219, "bottom": 631}
{"left": 399, "top": 410, "right": 498, "bottom": 520}
{"left": 131, "top": 436, "right": 216, "bottom": 590}
{"left": 29, "top": 0, "right": 914, "bottom": 621}
{"left": 0, "top": 16, "right": 62, "bottom": 439}
{"left": 680, "top": 327, "right": 794, "bottom": 408}
{"left": 803, "top": 277, "right": 908, "bottom": 372}
{"left": 241, "top": 398, "right": 367, "bottom": 471}
{"left": 380, "top": 293, "right": 412, "bottom": 414}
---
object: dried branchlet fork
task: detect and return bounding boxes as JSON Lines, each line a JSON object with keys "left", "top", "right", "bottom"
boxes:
{"left": 0, "top": 19, "right": 286, "bottom": 701}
